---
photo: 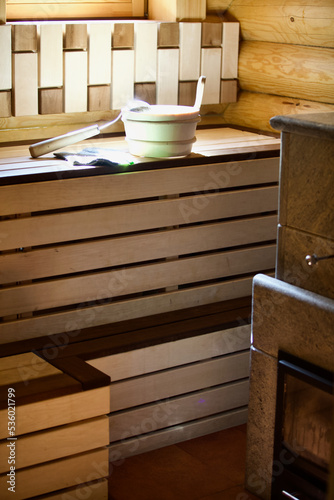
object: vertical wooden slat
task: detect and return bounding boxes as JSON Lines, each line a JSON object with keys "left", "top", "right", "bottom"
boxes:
{"left": 64, "top": 24, "right": 87, "bottom": 50}
{"left": 88, "top": 23, "right": 112, "bottom": 85}
{"left": 112, "top": 23, "right": 134, "bottom": 49}
{"left": 202, "top": 22, "right": 222, "bottom": 47}
{"left": 179, "top": 22, "right": 201, "bottom": 81}
{"left": 0, "top": 25, "right": 11, "bottom": 90}
{"left": 222, "top": 22, "right": 239, "bottom": 79}
{"left": 39, "top": 88, "right": 63, "bottom": 115}
{"left": 0, "top": 0, "right": 5, "bottom": 23}
{"left": 0, "top": 90, "right": 11, "bottom": 117}
{"left": 201, "top": 48, "right": 222, "bottom": 104}
{"left": 12, "top": 24, "right": 37, "bottom": 52}
{"left": 134, "top": 22, "right": 158, "bottom": 83}
{"left": 88, "top": 85, "right": 111, "bottom": 111}
{"left": 12, "top": 53, "right": 38, "bottom": 116}
{"left": 64, "top": 51, "right": 87, "bottom": 113}
{"left": 221, "top": 79, "right": 238, "bottom": 103}
{"left": 111, "top": 50, "right": 135, "bottom": 109}
{"left": 157, "top": 49, "right": 179, "bottom": 105}
{"left": 158, "top": 22, "right": 179, "bottom": 48}
{"left": 39, "top": 24, "right": 63, "bottom": 88}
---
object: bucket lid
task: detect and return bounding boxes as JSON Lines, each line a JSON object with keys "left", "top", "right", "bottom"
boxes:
{"left": 122, "top": 104, "right": 200, "bottom": 123}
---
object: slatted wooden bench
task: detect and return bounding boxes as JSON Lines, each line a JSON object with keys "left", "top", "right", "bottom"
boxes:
{"left": 0, "top": 127, "right": 280, "bottom": 498}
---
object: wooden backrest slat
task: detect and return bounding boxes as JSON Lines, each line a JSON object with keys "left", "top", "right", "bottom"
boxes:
{"left": 0, "top": 277, "right": 254, "bottom": 345}
{"left": 0, "top": 215, "right": 277, "bottom": 284}
{"left": 0, "top": 158, "right": 279, "bottom": 216}
{"left": 0, "top": 186, "right": 278, "bottom": 251}
{"left": 0, "top": 244, "right": 276, "bottom": 317}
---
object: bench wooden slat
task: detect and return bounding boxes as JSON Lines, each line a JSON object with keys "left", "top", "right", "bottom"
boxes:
{"left": 0, "top": 157, "right": 279, "bottom": 216}
{"left": 0, "top": 186, "right": 278, "bottom": 251}
{"left": 0, "top": 215, "right": 277, "bottom": 284}
{"left": 0, "top": 245, "right": 275, "bottom": 317}
{"left": 108, "top": 351, "right": 250, "bottom": 411}
{"left": 0, "top": 277, "right": 254, "bottom": 344}
{"left": 108, "top": 380, "right": 249, "bottom": 442}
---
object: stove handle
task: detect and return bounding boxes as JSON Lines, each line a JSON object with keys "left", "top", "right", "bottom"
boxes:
{"left": 305, "top": 253, "right": 334, "bottom": 267}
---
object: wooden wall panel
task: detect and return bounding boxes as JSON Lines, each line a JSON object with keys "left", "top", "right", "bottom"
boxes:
{"left": 12, "top": 53, "right": 38, "bottom": 116}
{"left": 157, "top": 48, "right": 179, "bottom": 104}
{"left": 222, "top": 22, "right": 239, "bottom": 79}
{"left": 12, "top": 24, "right": 37, "bottom": 52}
{"left": 88, "top": 23, "right": 112, "bottom": 85}
{"left": 111, "top": 49, "right": 134, "bottom": 109}
{"left": 134, "top": 22, "right": 158, "bottom": 83}
{"left": 64, "top": 51, "right": 87, "bottom": 112}
{"left": 39, "top": 24, "right": 63, "bottom": 88}
{"left": 238, "top": 41, "right": 334, "bottom": 104}
{"left": 201, "top": 48, "right": 222, "bottom": 104}
{"left": 0, "top": 26, "right": 11, "bottom": 90}
{"left": 179, "top": 22, "right": 201, "bottom": 81}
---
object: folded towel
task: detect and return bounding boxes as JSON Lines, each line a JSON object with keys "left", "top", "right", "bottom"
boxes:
{"left": 55, "top": 147, "right": 136, "bottom": 167}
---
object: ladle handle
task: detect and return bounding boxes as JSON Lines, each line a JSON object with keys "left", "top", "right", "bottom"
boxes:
{"left": 29, "top": 125, "right": 100, "bottom": 158}
{"left": 194, "top": 76, "right": 206, "bottom": 110}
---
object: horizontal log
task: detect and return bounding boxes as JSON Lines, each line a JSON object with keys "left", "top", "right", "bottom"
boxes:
{"left": 238, "top": 41, "right": 334, "bottom": 104}
{"left": 226, "top": 0, "right": 334, "bottom": 47}
{"left": 222, "top": 90, "right": 334, "bottom": 133}
{"left": 0, "top": 244, "right": 276, "bottom": 316}
{"left": 0, "top": 276, "right": 254, "bottom": 343}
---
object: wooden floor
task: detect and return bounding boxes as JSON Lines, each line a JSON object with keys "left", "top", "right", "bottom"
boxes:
{"left": 108, "top": 424, "right": 261, "bottom": 500}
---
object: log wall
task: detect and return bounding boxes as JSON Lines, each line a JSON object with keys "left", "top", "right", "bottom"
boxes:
{"left": 208, "top": 0, "right": 334, "bottom": 132}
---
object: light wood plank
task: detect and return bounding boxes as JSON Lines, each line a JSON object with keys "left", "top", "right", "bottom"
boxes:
{"left": 64, "top": 51, "right": 87, "bottom": 113}
{"left": 134, "top": 22, "right": 157, "bottom": 83}
{"left": 39, "top": 24, "right": 63, "bottom": 88}
{"left": 0, "top": 353, "right": 62, "bottom": 387}
{"left": 0, "top": 215, "right": 277, "bottom": 284}
{"left": 0, "top": 416, "right": 109, "bottom": 472}
{"left": 109, "top": 407, "right": 248, "bottom": 460}
{"left": 89, "top": 325, "right": 251, "bottom": 382}
{"left": 179, "top": 22, "right": 201, "bottom": 81}
{"left": 222, "top": 22, "right": 240, "bottom": 79}
{"left": 149, "top": 0, "right": 206, "bottom": 21}
{"left": 0, "top": 276, "right": 254, "bottom": 344}
{"left": 88, "top": 23, "right": 112, "bottom": 85}
{"left": 0, "top": 0, "right": 5, "bottom": 23}
{"left": 108, "top": 351, "right": 250, "bottom": 411}
{"left": 109, "top": 380, "right": 249, "bottom": 442}
{"left": 12, "top": 53, "right": 38, "bottom": 116}
{"left": 157, "top": 48, "right": 179, "bottom": 105}
{"left": 0, "top": 26, "right": 11, "bottom": 91}
{"left": 0, "top": 185, "right": 278, "bottom": 251}
{"left": 0, "top": 386, "right": 109, "bottom": 438}
{"left": 111, "top": 50, "right": 134, "bottom": 109}
{"left": 0, "top": 156, "right": 279, "bottom": 216}
{"left": 0, "top": 448, "right": 108, "bottom": 500}
{"left": 0, "top": 244, "right": 275, "bottom": 317}
{"left": 201, "top": 48, "right": 222, "bottom": 105}
{"left": 239, "top": 41, "right": 334, "bottom": 104}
